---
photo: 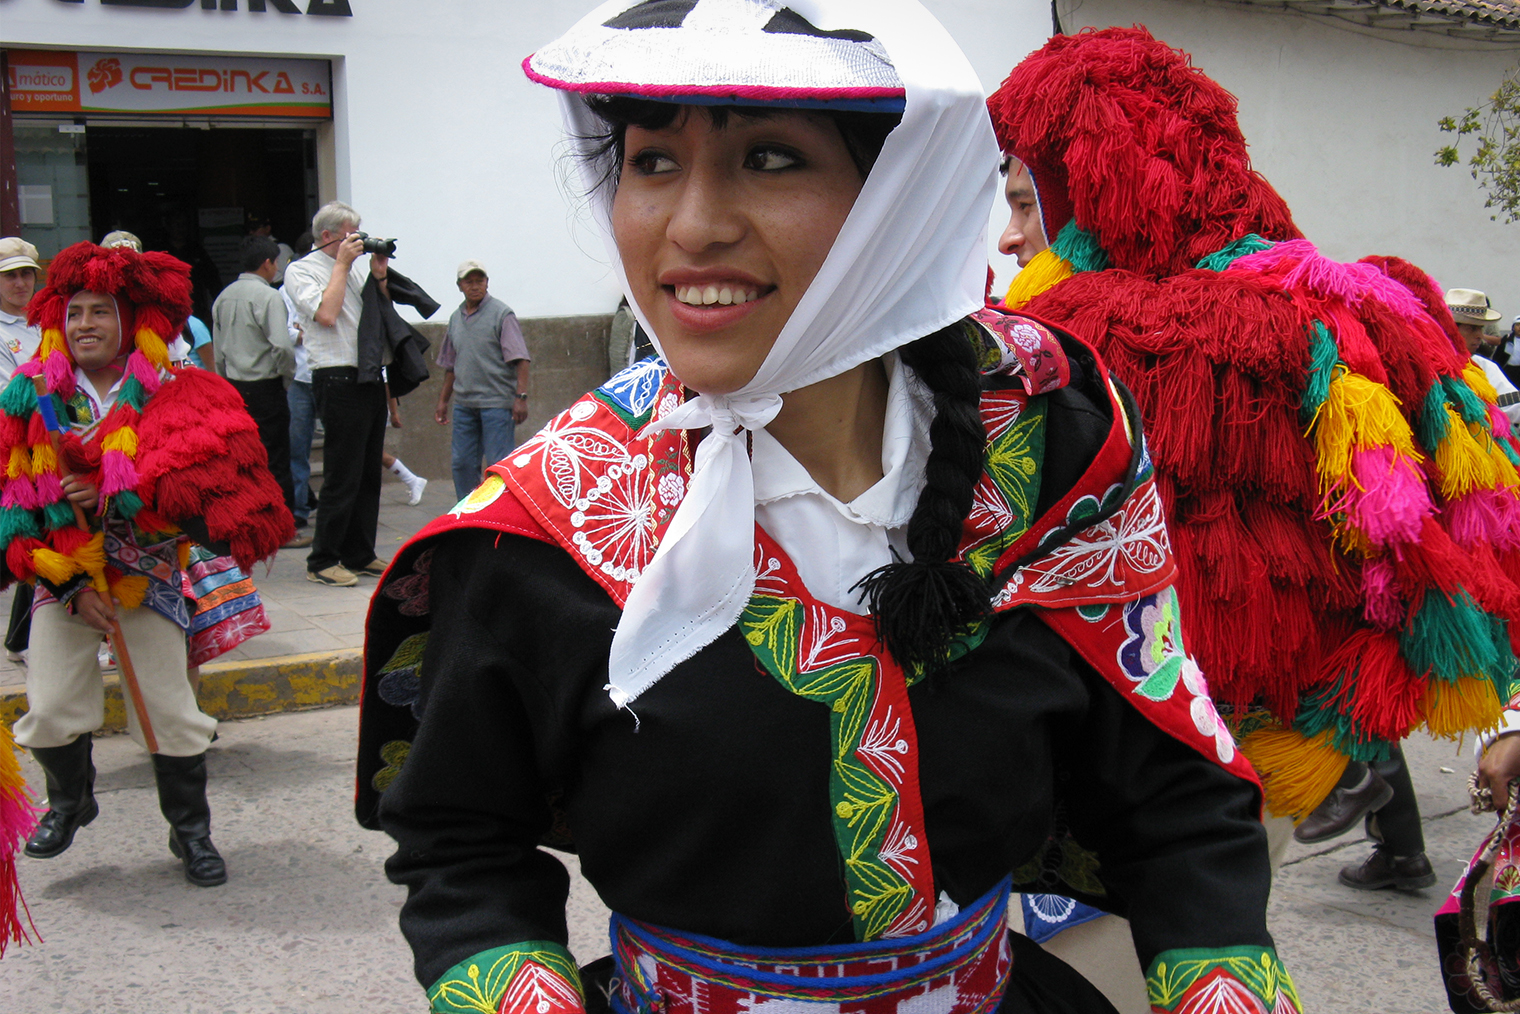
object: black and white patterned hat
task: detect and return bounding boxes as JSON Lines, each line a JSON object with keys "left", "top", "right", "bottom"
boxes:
{"left": 525, "top": 0, "right": 905, "bottom": 111}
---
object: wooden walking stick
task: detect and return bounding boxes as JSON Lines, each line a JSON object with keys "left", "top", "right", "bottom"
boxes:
{"left": 32, "top": 376, "right": 158, "bottom": 753}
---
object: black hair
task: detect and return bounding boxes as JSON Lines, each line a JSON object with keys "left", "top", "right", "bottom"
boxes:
{"left": 853, "top": 321, "right": 991, "bottom": 675}
{"left": 239, "top": 235, "right": 281, "bottom": 273}
{"left": 578, "top": 95, "right": 901, "bottom": 193}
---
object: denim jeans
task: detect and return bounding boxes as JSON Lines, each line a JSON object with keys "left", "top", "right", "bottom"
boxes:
{"left": 287, "top": 380, "right": 316, "bottom": 523}
{"left": 451, "top": 404, "right": 517, "bottom": 501}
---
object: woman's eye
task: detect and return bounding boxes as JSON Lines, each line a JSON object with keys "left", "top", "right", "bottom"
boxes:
{"left": 745, "top": 147, "right": 801, "bottom": 172}
{"left": 629, "top": 150, "right": 678, "bottom": 175}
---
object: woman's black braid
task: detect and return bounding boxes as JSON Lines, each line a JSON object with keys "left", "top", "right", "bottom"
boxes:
{"left": 853, "top": 320, "right": 991, "bottom": 674}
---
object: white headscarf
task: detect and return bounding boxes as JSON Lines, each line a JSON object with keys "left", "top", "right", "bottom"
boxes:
{"left": 529, "top": 0, "right": 997, "bottom": 706}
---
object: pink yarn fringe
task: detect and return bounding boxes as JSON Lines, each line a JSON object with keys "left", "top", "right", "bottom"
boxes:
{"left": 125, "top": 350, "right": 160, "bottom": 395}
{"left": 1, "top": 478, "right": 37, "bottom": 511}
{"left": 1230, "top": 239, "right": 1425, "bottom": 319}
{"left": 1489, "top": 404, "right": 1512, "bottom": 440}
{"left": 99, "top": 449, "right": 137, "bottom": 496}
{"left": 15, "top": 361, "right": 41, "bottom": 380}
{"left": 32, "top": 473, "right": 63, "bottom": 505}
{"left": 43, "top": 352, "right": 73, "bottom": 398}
{"left": 1345, "top": 447, "right": 1432, "bottom": 546}
{"left": 1447, "top": 488, "right": 1520, "bottom": 553}
{"left": 1361, "top": 558, "right": 1406, "bottom": 630}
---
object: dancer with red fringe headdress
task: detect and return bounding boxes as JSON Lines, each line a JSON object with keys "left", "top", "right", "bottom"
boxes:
{"left": 0, "top": 241, "right": 291, "bottom": 909}
{"left": 989, "top": 27, "right": 1520, "bottom": 854}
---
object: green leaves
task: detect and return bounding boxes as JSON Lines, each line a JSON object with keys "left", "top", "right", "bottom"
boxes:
{"left": 1435, "top": 65, "right": 1520, "bottom": 223}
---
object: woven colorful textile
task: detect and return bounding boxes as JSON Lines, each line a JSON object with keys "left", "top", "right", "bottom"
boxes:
{"left": 184, "top": 544, "right": 269, "bottom": 667}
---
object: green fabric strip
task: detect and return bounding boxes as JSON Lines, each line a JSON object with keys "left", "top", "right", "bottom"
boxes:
{"left": 427, "top": 940, "right": 583, "bottom": 1014}
{"left": 1146, "top": 945, "right": 1299, "bottom": 1012}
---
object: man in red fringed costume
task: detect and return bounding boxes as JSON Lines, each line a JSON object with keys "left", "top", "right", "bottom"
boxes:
{"left": 989, "top": 28, "right": 1520, "bottom": 880}
{"left": 0, "top": 241, "right": 291, "bottom": 889}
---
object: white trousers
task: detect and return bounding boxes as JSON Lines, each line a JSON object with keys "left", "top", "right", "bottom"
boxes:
{"left": 13, "top": 601, "right": 217, "bottom": 757}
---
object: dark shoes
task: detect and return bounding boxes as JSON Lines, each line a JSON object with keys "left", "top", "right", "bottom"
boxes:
{"left": 24, "top": 734, "right": 98, "bottom": 859}
{"left": 1338, "top": 848, "right": 1437, "bottom": 891}
{"left": 1294, "top": 766, "right": 1395, "bottom": 844}
{"left": 152, "top": 752, "right": 227, "bottom": 888}
{"left": 168, "top": 832, "right": 227, "bottom": 888}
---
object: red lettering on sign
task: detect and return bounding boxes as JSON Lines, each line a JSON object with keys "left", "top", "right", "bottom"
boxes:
{"left": 273, "top": 71, "right": 294, "bottom": 95}
{"left": 250, "top": 71, "right": 270, "bottom": 93}
{"left": 130, "top": 67, "right": 172, "bottom": 90}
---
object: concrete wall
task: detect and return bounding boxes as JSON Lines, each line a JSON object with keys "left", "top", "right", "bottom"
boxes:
{"left": 386, "top": 313, "right": 613, "bottom": 484}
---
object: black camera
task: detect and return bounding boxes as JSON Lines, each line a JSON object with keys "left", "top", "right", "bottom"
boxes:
{"left": 354, "top": 232, "right": 398, "bottom": 257}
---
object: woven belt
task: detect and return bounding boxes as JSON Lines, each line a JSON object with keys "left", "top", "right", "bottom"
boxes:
{"left": 609, "top": 878, "right": 1011, "bottom": 1014}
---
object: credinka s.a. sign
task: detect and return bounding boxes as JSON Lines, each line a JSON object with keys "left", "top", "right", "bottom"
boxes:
{"left": 52, "top": 1, "right": 352, "bottom": 15}
{"left": 6, "top": 50, "right": 331, "bottom": 118}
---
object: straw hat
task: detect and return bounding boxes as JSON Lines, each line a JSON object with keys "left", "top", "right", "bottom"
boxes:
{"left": 1446, "top": 288, "right": 1502, "bottom": 323}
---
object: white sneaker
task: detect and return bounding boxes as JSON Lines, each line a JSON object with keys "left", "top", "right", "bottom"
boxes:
{"left": 5, "top": 649, "right": 24, "bottom": 665}
{"left": 405, "top": 474, "right": 427, "bottom": 506}
{"left": 97, "top": 641, "right": 117, "bottom": 671}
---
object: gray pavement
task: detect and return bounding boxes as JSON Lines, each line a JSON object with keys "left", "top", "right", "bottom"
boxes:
{"left": 0, "top": 703, "right": 1489, "bottom": 1013}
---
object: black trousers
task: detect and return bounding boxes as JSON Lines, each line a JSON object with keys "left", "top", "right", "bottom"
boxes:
{"left": 308, "top": 368, "right": 386, "bottom": 574}
{"left": 5, "top": 581, "right": 31, "bottom": 653}
{"left": 227, "top": 376, "right": 294, "bottom": 513}
{"left": 1364, "top": 744, "right": 1425, "bottom": 856}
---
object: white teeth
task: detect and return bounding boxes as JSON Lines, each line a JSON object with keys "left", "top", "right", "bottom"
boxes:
{"left": 674, "top": 285, "right": 761, "bottom": 306}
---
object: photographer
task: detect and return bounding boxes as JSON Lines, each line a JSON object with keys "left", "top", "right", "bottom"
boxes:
{"left": 282, "top": 202, "right": 392, "bottom": 587}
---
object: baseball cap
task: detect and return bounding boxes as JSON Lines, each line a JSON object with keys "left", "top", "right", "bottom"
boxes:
{"left": 456, "top": 259, "right": 488, "bottom": 280}
{"left": 0, "top": 237, "right": 41, "bottom": 274}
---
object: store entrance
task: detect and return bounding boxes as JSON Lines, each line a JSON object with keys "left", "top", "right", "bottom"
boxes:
{"left": 13, "top": 120, "right": 317, "bottom": 323}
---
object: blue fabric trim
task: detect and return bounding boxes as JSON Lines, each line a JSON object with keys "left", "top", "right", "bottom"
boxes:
{"left": 189, "top": 566, "right": 246, "bottom": 597}
{"left": 1019, "top": 893, "right": 1105, "bottom": 945}
{"left": 188, "top": 592, "right": 260, "bottom": 632}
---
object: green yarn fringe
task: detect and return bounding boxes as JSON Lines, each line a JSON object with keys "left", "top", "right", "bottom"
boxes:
{"left": 1050, "top": 220, "right": 1110, "bottom": 274}
{"left": 1416, "top": 384, "right": 1451, "bottom": 454}
{"left": 1194, "top": 233, "right": 1274, "bottom": 272}
{"left": 0, "top": 374, "right": 37, "bottom": 418}
{"left": 1291, "top": 674, "right": 1394, "bottom": 763}
{"left": 118, "top": 376, "right": 147, "bottom": 412}
{"left": 1300, "top": 321, "right": 1339, "bottom": 423}
{"left": 42, "top": 499, "right": 76, "bottom": 532}
{"left": 1401, "top": 589, "right": 1503, "bottom": 684}
{"left": 1442, "top": 375, "right": 1489, "bottom": 427}
{"left": 113, "top": 489, "right": 143, "bottom": 519}
{"left": 0, "top": 506, "right": 39, "bottom": 546}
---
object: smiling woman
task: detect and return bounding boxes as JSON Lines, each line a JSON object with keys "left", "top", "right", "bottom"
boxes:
{"left": 357, "top": 4, "right": 1297, "bottom": 1014}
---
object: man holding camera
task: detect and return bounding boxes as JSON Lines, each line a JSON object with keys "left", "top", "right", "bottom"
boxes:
{"left": 283, "top": 201, "right": 391, "bottom": 587}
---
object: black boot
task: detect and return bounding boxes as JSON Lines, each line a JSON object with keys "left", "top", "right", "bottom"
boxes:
{"left": 25, "top": 734, "right": 99, "bottom": 859}
{"left": 151, "top": 753, "right": 226, "bottom": 887}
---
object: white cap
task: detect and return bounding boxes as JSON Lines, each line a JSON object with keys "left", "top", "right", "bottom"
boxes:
{"left": 456, "top": 259, "right": 488, "bottom": 280}
{"left": 0, "top": 237, "right": 41, "bottom": 274}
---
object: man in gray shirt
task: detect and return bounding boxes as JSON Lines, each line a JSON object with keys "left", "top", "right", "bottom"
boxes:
{"left": 433, "top": 260, "right": 532, "bottom": 500}
{"left": 213, "top": 236, "right": 300, "bottom": 540}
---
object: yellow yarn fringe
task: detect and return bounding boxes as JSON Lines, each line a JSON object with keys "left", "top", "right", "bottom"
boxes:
{"left": 1422, "top": 676, "right": 1502, "bottom": 740}
{"left": 0, "top": 719, "right": 35, "bottom": 809}
{"left": 1434, "top": 409, "right": 1507, "bottom": 501}
{"left": 38, "top": 328, "right": 65, "bottom": 359}
{"left": 109, "top": 573, "right": 148, "bottom": 610}
{"left": 1465, "top": 361, "right": 1501, "bottom": 404}
{"left": 134, "top": 328, "right": 170, "bottom": 371}
{"left": 1002, "top": 248, "right": 1074, "bottom": 310}
{"left": 31, "top": 546, "right": 82, "bottom": 585}
{"left": 29, "top": 441, "right": 56, "bottom": 476}
{"left": 6, "top": 445, "right": 30, "bottom": 481}
{"left": 1238, "top": 724, "right": 1349, "bottom": 822}
{"left": 1310, "top": 367, "right": 1422, "bottom": 534}
{"left": 102, "top": 427, "right": 137, "bottom": 456}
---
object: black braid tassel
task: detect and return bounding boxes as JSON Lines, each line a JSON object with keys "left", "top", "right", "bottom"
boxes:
{"left": 853, "top": 559, "right": 992, "bottom": 675}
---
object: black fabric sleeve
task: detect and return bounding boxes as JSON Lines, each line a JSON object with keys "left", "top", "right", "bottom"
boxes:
{"left": 1047, "top": 626, "right": 1275, "bottom": 968}
{"left": 378, "top": 529, "right": 579, "bottom": 989}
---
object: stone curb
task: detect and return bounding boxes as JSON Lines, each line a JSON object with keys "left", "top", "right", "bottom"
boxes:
{"left": 0, "top": 648, "right": 363, "bottom": 732}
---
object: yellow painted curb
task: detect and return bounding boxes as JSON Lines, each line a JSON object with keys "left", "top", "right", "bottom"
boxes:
{"left": 0, "top": 649, "right": 363, "bottom": 732}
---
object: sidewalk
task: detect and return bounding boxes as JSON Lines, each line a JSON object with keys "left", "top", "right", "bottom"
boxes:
{"left": 0, "top": 472, "right": 459, "bottom": 728}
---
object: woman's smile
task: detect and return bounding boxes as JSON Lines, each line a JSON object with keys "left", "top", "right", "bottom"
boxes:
{"left": 612, "top": 106, "right": 865, "bottom": 394}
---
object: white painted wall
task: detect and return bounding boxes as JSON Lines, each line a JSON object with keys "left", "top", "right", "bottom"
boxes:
{"left": 3, "top": 0, "right": 1515, "bottom": 321}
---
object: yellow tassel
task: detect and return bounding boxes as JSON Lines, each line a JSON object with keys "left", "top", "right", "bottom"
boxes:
{"left": 1002, "top": 249, "right": 1074, "bottom": 310}
{"left": 38, "top": 328, "right": 66, "bottom": 359}
{"left": 1434, "top": 412, "right": 1503, "bottom": 501}
{"left": 109, "top": 573, "right": 148, "bottom": 609}
{"left": 29, "top": 441, "right": 56, "bottom": 476}
{"left": 7, "top": 445, "right": 30, "bottom": 480}
{"left": 1423, "top": 676, "right": 1501, "bottom": 739}
{"left": 1238, "top": 725, "right": 1350, "bottom": 822}
{"left": 74, "top": 531, "right": 105, "bottom": 576}
{"left": 0, "top": 718, "right": 35, "bottom": 806}
{"left": 102, "top": 426, "right": 137, "bottom": 456}
{"left": 1465, "top": 362, "right": 1501, "bottom": 404}
{"left": 1311, "top": 368, "right": 1421, "bottom": 489}
{"left": 31, "top": 547, "right": 82, "bottom": 585}
{"left": 135, "top": 328, "right": 170, "bottom": 371}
